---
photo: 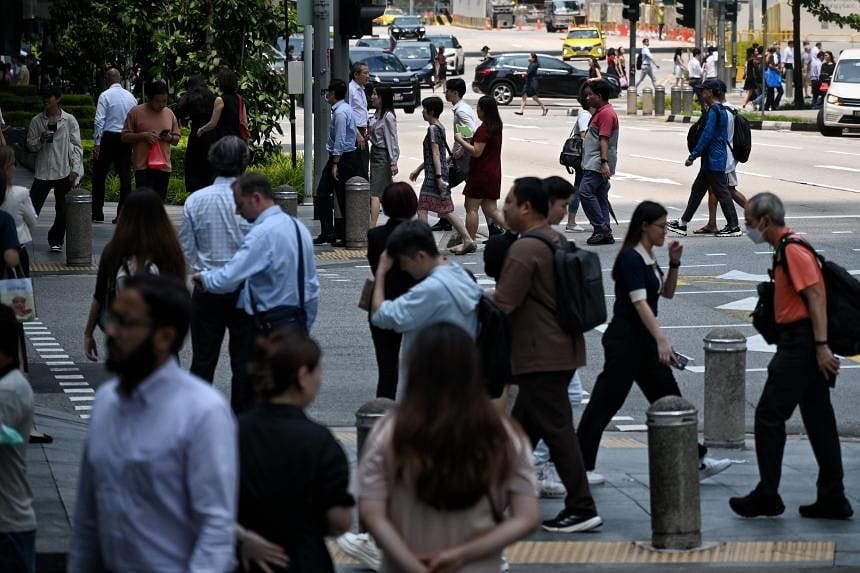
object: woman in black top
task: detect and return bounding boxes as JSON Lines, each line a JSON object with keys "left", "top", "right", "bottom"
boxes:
{"left": 175, "top": 75, "right": 216, "bottom": 192}
{"left": 819, "top": 51, "right": 836, "bottom": 92}
{"left": 367, "top": 182, "right": 418, "bottom": 399}
{"left": 198, "top": 68, "right": 244, "bottom": 141}
{"left": 238, "top": 330, "right": 353, "bottom": 573}
{"left": 577, "top": 201, "right": 730, "bottom": 482}
{"left": 515, "top": 53, "right": 548, "bottom": 116}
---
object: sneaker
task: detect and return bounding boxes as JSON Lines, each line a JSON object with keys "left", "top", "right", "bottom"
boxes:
{"left": 565, "top": 224, "right": 586, "bottom": 233}
{"left": 312, "top": 234, "right": 335, "bottom": 246}
{"left": 430, "top": 219, "right": 452, "bottom": 231}
{"left": 714, "top": 225, "right": 742, "bottom": 237}
{"left": 336, "top": 532, "right": 382, "bottom": 571}
{"left": 488, "top": 222, "right": 504, "bottom": 237}
{"left": 587, "top": 471, "right": 605, "bottom": 486}
{"left": 699, "top": 457, "right": 733, "bottom": 480}
{"left": 586, "top": 233, "right": 615, "bottom": 246}
{"left": 538, "top": 463, "right": 566, "bottom": 498}
{"left": 541, "top": 509, "right": 603, "bottom": 533}
{"left": 666, "top": 220, "right": 688, "bottom": 236}
{"left": 729, "top": 490, "right": 785, "bottom": 518}
{"left": 501, "top": 555, "right": 510, "bottom": 572}
{"left": 799, "top": 497, "right": 854, "bottom": 520}
{"left": 49, "top": 244, "right": 62, "bottom": 253}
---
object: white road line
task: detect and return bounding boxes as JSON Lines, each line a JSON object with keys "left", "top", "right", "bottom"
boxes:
{"left": 611, "top": 416, "right": 635, "bottom": 422}
{"left": 754, "top": 251, "right": 772, "bottom": 254}
{"left": 59, "top": 382, "right": 90, "bottom": 387}
{"left": 63, "top": 388, "right": 94, "bottom": 394}
{"left": 687, "top": 364, "right": 860, "bottom": 374}
{"left": 629, "top": 154, "right": 684, "bottom": 165}
{"left": 673, "top": 289, "right": 757, "bottom": 294}
{"left": 830, "top": 151, "right": 860, "bottom": 157}
{"left": 756, "top": 143, "right": 803, "bottom": 149}
{"left": 68, "top": 396, "right": 95, "bottom": 402}
{"left": 667, "top": 206, "right": 681, "bottom": 211}
{"left": 680, "top": 263, "right": 726, "bottom": 268}
{"left": 506, "top": 124, "right": 540, "bottom": 129}
{"left": 509, "top": 137, "right": 549, "bottom": 145}
{"left": 354, "top": 265, "right": 370, "bottom": 268}
{"left": 854, "top": 249, "right": 860, "bottom": 252}
{"left": 79, "top": 414, "right": 90, "bottom": 419}
{"left": 55, "top": 374, "right": 84, "bottom": 379}
{"left": 617, "top": 424, "right": 649, "bottom": 432}
{"left": 815, "top": 164, "right": 860, "bottom": 173}
{"left": 735, "top": 169, "right": 773, "bottom": 178}
{"left": 28, "top": 337, "right": 56, "bottom": 341}
{"left": 49, "top": 367, "right": 78, "bottom": 372}
{"left": 704, "top": 253, "right": 726, "bottom": 256}
{"left": 25, "top": 324, "right": 93, "bottom": 421}
{"left": 31, "top": 342, "right": 60, "bottom": 347}
{"left": 331, "top": 279, "right": 351, "bottom": 282}
{"left": 74, "top": 405, "right": 93, "bottom": 411}
{"left": 832, "top": 230, "right": 853, "bottom": 234}
{"left": 660, "top": 323, "right": 753, "bottom": 329}
{"left": 46, "top": 361, "right": 74, "bottom": 365}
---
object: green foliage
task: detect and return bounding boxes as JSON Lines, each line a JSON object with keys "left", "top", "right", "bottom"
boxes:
{"left": 793, "top": 0, "right": 860, "bottom": 30}
{"left": 247, "top": 153, "right": 306, "bottom": 197}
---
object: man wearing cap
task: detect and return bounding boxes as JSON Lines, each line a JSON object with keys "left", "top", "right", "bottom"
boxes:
{"left": 667, "top": 79, "right": 741, "bottom": 238}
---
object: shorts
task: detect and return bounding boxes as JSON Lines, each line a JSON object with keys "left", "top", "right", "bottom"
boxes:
{"left": 727, "top": 171, "right": 738, "bottom": 188}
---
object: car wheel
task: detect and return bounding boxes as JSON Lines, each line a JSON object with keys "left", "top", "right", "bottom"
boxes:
{"left": 491, "top": 81, "right": 515, "bottom": 105}
{"left": 405, "top": 106, "right": 415, "bottom": 114}
{"left": 546, "top": 24, "right": 554, "bottom": 33}
{"left": 817, "top": 109, "right": 843, "bottom": 137}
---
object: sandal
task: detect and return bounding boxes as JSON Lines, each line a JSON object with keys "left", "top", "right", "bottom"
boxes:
{"left": 452, "top": 243, "right": 477, "bottom": 256}
{"left": 514, "top": 111, "right": 524, "bottom": 115}
{"left": 693, "top": 225, "right": 717, "bottom": 235}
{"left": 541, "top": 108, "right": 549, "bottom": 116}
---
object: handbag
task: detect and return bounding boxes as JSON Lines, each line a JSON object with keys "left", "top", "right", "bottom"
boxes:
{"left": 358, "top": 278, "right": 374, "bottom": 311}
{"left": 751, "top": 278, "right": 778, "bottom": 344}
{"left": 238, "top": 95, "right": 251, "bottom": 141}
{"left": 0, "top": 267, "right": 36, "bottom": 322}
{"left": 249, "top": 218, "right": 307, "bottom": 335}
{"left": 439, "top": 128, "right": 466, "bottom": 189}
{"left": 146, "top": 142, "right": 168, "bottom": 169}
{"left": 818, "top": 81, "right": 830, "bottom": 93}
{"left": 619, "top": 73, "right": 629, "bottom": 89}
{"left": 558, "top": 126, "right": 583, "bottom": 174}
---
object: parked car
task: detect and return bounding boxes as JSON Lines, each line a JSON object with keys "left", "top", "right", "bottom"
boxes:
{"left": 374, "top": 5, "right": 405, "bottom": 26}
{"left": 425, "top": 34, "right": 465, "bottom": 75}
{"left": 350, "top": 47, "right": 421, "bottom": 113}
{"left": 819, "top": 47, "right": 860, "bottom": 137}
{"left": 393, "top": 41, "right": 437, "bottom": 87}
{"left": 389, "top": 16, "right": 426, "bottom": 40}
{"left": 562, "top": 26, "right": 606, "bottom": 61}
{"left": 472, "top": 52, "right": 589, "bottom": 105}
{"left": 356, "top": 35, "right": 393, "bottom": 50}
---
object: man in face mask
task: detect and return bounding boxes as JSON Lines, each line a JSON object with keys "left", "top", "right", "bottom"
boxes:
{"left": 729, "top": 193, "right": 850, "bottom": 521}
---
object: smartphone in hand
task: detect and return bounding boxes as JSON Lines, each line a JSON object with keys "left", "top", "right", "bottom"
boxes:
{"left": 671, "top": 351, "right": 692, "bottom": 370}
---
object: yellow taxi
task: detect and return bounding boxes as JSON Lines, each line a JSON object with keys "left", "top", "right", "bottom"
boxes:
{"left": 561, "top": 26, "right": 606, "bottom": 61}
{"left": 374, "top": 6, "right": 405, "bottom": 26}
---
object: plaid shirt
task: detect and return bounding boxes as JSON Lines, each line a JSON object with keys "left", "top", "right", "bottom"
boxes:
{"left": 180, "top": 177, "right": 251, "bottom": 273}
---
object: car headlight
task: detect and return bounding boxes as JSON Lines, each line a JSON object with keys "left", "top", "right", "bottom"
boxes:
{"left": 424, "top": 64, "right": 434, "bottom": 70}
{"left": 826, "top": 94, "right": 841, "bottom": 105}
{"left": 392, "top": 27, "right": 400, "bottom": 31}
{"left": 419, "top": 27, "right": 425, "bottom": 31}
{"left": 596, "top": 47, "right": 604, "bottom": 54}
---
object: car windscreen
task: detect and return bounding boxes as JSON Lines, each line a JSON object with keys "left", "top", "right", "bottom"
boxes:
{"left": 393, "top": 17, "right": 421, "bottom": 26}
{"left": 358, "top": 38, "right": 390, "bottom": 48}
{"left": 356, "top": 52, "right": 407, "bottom": 73}
{"left": 395, "top": 45, "right": 431, "bottom": 59}
{"left": 567, "top": 29, "right": 598, "bottom": 39}
{"left": 428, "top": 37, "right": 454, "bottom": 49}
{"left": 551, "top": 0, "right": 580, "bottom": 12}
{"left": 834, "top": 59, "right": 860, "bottom": 84}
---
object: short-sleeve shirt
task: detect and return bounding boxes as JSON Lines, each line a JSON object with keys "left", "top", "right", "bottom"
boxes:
{"left": 122, "top": 103, "right": 180, "bottom": 172}
{"left": 0, "top": 367, "right": 36, "bottom": 532}
{"left": 357, "top": 413, "right": 536, "bottom": 573}
{"left": 612, "top": 244, "right": 663, "bottom": 321}
{"left": 422, "top": 123, "right": 448, "bottom": 182}
{"left": 464, "top": 124, "right": 502, "bottom": 195}
{"left": 238, "top": 403, "right": 354, "bottom": 573}
{"left": 582, "top": 103, "right": 619, "bottom": 174}
{"left": 774, "top": 230, "right": 823, "bottom": 324}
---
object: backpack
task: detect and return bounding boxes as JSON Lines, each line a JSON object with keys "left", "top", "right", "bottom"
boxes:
{"left": 726, "top": 107, "right": 752, "bottom": 163}
{"left": 475, "top": 295, "right": 512, "bottom": 399}
{"left": 686, "top": 110, "right": 708, "bottom": 153}
{"left": 522, "top": 232, "right": 607, "bottom": 335}
{"left": 636, "top": 51, "right": 643, "bottom": 70}
{"left": 558, "top": 126, "right": 583, "bottom": 173}
{"left": 98, "top": 258, "right": 159, "bottom": 329}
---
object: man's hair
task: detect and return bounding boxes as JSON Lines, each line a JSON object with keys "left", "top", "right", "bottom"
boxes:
{"left": 208, "top": 135, "right": 249, "bottom": 176}
{"left": 0, "top": 305, "right": 18, "bottom": 363}
{"left": 328, "top": 79, "right": 347, "bottom": 101}
{"left": 588, "top": 79, "right": 613, "bottom": 102}
{"left": 106, "top": 68, "right": 122, "bottom": 84}
{"left": 351, "top": 62, "right": 368, "bottom": 79}
{"left": 512, "top": 176, "right": 548, "bottom": 218}
{"left": 421, "top": 96, "right": 444, "bottom": 118}
{"left": 123, "top": 274, "right": 191, "bottom": 354}
{"left": 234, "top": 172, "right": 273, "bottom": 199}
{"left": 41, "top": 85, "right": 62, "bottom": 99}
{"left": 145, "top": 80, "right": 169, "bottom": 98}
{"left": 385, "top": 219, "right": 439, "bottom": 259}
{"left": 445, "top": 78, "right": 466, "bottom": 98}
{"left": 543, "top": 176, "right": 574, "bottom": 201}
{"left": 692, "top": 47, "right": 701, "bottom": 56}
{"left": 748, "top": 192, "right": 786, "bottom": 226}
{"left": 643, "top": 38, "right": 649, "bottom": 45}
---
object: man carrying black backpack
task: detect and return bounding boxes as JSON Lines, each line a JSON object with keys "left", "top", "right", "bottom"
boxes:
{"left": 730, "top": 192, "right": 852, "bottom": 520}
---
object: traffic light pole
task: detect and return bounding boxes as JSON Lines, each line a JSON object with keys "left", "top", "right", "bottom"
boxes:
{"left": 717, "top": 2, "right": 726, "bottom": 84}
{"left": 694, "top": 0, "right": 703, "bottom": 49}
{"left": 313, "top": 0, "right": 331, "bottom": 194}
{"left": 730, "top": 16, "right": 738, "bottom": 88}
{"left": 629, "top": 20, "right": 637, "bottom": 88}
{"left": 332, "top": 0, "right": 349, "bottom": 85}
{"left": 304, "top": 26, "right": 314, "bottom": 197}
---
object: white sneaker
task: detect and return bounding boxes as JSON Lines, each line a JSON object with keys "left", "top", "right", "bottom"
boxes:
{"left": 336, "top": 532, "right": 382, "bottom": 571}
{"left": 538, "top": 463, "right": 566, "bottom": 498}
{"left": 699, "top": 457, "right": 733, "bottom": 481}
{"left": 501, "top": 554, "right": 510, "bottom": 572}
{"left": 565, "top": 224, "right": 586, "bottom": 232}
{"left": 587, "top": 471, "right": 605, "bottom": 486}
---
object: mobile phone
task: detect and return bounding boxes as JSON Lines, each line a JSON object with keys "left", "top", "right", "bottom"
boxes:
{"left": 160, "top": 129, "right": 170, "bottom": 136}
{"left": 671, "top": 351, "right": 692, "bottom": 370}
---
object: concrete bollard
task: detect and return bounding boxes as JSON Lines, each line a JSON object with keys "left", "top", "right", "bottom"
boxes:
{"left": 703, "top": 328, "right": 747, "bottom": 449}
{"left": 626, "top": 87, "right": 638, "bottom": 115}
{"left": 356, "top": 398, "right": 395, "bottom": 531}
{"left": 273, "top": 185, "right": 298, "bottom": 217}
{"left": 785, "top": 73, "right": 794, "bottom": 101}
{"left": 671, "top": 86, "right": 682, "bottom": 115}
{"left": 681, "top": 85, "right": 694, "bottom": 115}
{"left": 655, "top": 85, "right": 666, "bottom": 116}
{"left": 65, "top": 189, "right": 93, "bottom": 266}
{"left": 345, "top": 176, "right": 370, "bottom": 249}
{"left": 642, "top": 88, "right": 654, "bottom": 115}
{"left": 647, "top": 396, "right": 701, "bottom": 550}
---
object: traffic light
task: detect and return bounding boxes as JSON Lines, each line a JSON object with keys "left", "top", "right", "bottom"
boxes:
{"left": 725, "top": 0, "right": 738, "bottom": 23}
{"left": 676, "top": 0, "right": 696, "bottom": 28}
{"left": 622, "top": 0, "right": 640, "bottom": 21}
{"left": 339, "top": 0, "right": 386, "bottom": 38}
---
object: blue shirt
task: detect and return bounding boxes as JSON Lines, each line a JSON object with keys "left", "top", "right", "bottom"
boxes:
{"left": 688, "top": 104, "right": 728, "bottom": 172}
{"left": 68, "top": 358, "right": 238, "bottom": 573}
{"left": 327, "top": 100, "right": 356, "bottom": 157}
{"left": 200, "top": 205, "right": 320, "bottom": 331}
{"left": 612, "top": 244, "right": 663, "bottom": 321}
{"left": 93, "top": 83, "right": 138, "bottom": 145}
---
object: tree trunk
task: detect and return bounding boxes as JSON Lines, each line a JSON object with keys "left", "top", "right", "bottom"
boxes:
{"left": 792, "top": 0, "right": 804, "bottom": 106}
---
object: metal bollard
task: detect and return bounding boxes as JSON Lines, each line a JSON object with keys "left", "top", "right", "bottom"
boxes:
{"left": 642, "top": 88, "right": 654, "bottom": 115}
{"left": 647, "top": 396, "right": 701, "bottom": 550}
{"left": 356, "top": 398, "right": 396, "bottom": 531}
{"left": 785, "top": 73, "right": 794, "bottom": 101}
{"left": 655, "top": 85, "right": 665, "bottom": 116}
{"left": 681, "top": 86, "right": 694, "bottom": 116}
{"left": 345, "top": 176, "right": 370, "bottom": 250}
{"left": 626, "top": 87, "right": 638, "bottom": 115}
{"left": 703, "top": 328, "right": 747, "bottom": 449}
{"left": 273, "top": 185, "right": 298, "bottom": 217}
{"left": 65, "top": 189, "right": 93, "bottom": 266}
{"left": 671, "top": 86, "right": 682, "bottom": 115}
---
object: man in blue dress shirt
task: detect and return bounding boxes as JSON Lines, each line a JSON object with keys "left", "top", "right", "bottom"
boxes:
{"left": 313, "top": 79, "right": 360, "bottom": 247}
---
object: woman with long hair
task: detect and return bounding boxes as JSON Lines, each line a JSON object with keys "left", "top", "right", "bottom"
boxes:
{"left": 577, "top": 201, "right": 731, "bottom": 483}
{"left": 175, "top": 75, "right": 216, "bottom": 192}
{"left": 358, "top": 323, "right": 538, "bottom": 572}
{"left": 197, "top": 69, "right": 247, "bottom": 141}
{"left": 368, "top": 86, "right": 400, "bottom": 228}
{"left": 454, "top": 95, "right": 507, "bottom": 243}
{"left": 588, "top": 57, "right": 603, "bottom": 80}
{"left": 673, "top": 48, "right": 684, "bottom": 86}
{"left": 741, "top": 47, "right": 760, "bottom": 109}
{"left": 0, "top": 145, "right": 37, "bottom": 277}
{"left": 616, "top": 47, "right": 628, "bottom": 88}
{"left": 83, "top": 189, "right": 186, "bottom": 361}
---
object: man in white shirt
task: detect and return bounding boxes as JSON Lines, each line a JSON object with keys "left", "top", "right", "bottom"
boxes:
{"left": 441, "top": 78, "right": 477, "bottom": 239}
{"left": 810, "top": 51, "right": 824, "bottom": 108}
{"left": 687, "top": 47, "right": 704, "bottom": 93}
{"left": 349, "top": 62, "right": 370, "bottom": 179}
{"left": 92, "top": 69, "right": 137, "bottom": 223}
{"left": 635, "top": 38, "right": 660, "bottom": 91}
{"left": 781, "top": 41, "right": 795, "bottom": 77}
{"left": 704, "top": 47, "right": 719, "bottom": 79}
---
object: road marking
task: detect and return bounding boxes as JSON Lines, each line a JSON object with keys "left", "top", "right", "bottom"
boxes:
{"left": 354, "top": 265, "right": 370, "bottom": 268}
{"left": 506, "top": 124, "right": 540, "bottom": 129}
{"left": 68, "top": 396, "right": 95, "bottom": 402}
{"left": 31, "top": 342, "right": 60, "bottom": 347}
{"left": 510, "top": 137, "right": 549, "bottom": 145}
{"left": 616, "top": 424, "right": 649, "bottom": 432}
{"left": 754, "top": 251, "right": 772, "bottom": 254}
{"left": 718, "top": 270, "right": 769, "bottom": 282}
{"left": 667, "top": 206, "right": 681, "bottom": 211}
{"left": 680, "top": 263, "right": 726, "bottom": 268}
{"left": 59, "top": 382, "right": 89, "bottom": 387}
{"left": 704, "top": 253, "right": 726, "bottom": 256}
{"left": 832, "top": 230, "right": 853, "bottom": 234}
{"left": 815, "top": 164, "right": 860, "bottom": 173}
{"left": 46, "top": 361, "right": 74, "bottom": 366}
{"left": 74, "top": 405, "right": 93, "bottom": 411}
{"left": 629, "top": 154, "right": 684, "bottom": 165}
{"left": 612, "top": 416, "right": 635, "bottom": 422}
{"left": 854, "top": 249, "right": 860, "bottom": 252}
{"left": 735, "top": 169, "right": 773, "bottom": 178}
{"left": 28, "top": 337, "right": 56, "bottom": 341}
{"left": 63, "top": 388, "right": 94, "bottom": 394}
{"left": 661, "top": 323, "right": 753, "bottom": 329}
{"left": 613, "top": 171, "right": 681, "bottom": 185}
{"left": 674, "top": 289, "right": 757, "bottom": 294}
{"left": 756, "top": 143, "right": 803, "bottom": 149}
{"left": 55, "top": 374, "right": 84, "bottom": 379}
{"left": 830, "top": 150, "right": 860, "bottom": 157}
{"left": 716, "top": 296, "right": 759, "bottom": 311}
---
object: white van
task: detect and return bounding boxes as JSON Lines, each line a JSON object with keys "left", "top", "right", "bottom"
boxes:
{"left": 819, "top": 47, "right": 860, "bottom": 137}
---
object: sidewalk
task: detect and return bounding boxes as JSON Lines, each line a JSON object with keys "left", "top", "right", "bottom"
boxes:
{"left": 30, "top": 404, "right": 860, "bottom": 572}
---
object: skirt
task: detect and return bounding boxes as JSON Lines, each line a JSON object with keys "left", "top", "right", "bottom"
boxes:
{"left": 369, "top": 145, "right": 392, "bottom": 198}
{"left": 418, "top": 178, "right": 454, "bottom": 214}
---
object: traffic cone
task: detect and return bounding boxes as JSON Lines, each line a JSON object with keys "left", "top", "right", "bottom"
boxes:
{"left": 536, "top": 18, "right": 543, "bottom": 30}
{"left": 517, "top": 16, "right": 522, "bottom": 31}
{"left": 484, "top": 18, "right": 491, "bottom": 31}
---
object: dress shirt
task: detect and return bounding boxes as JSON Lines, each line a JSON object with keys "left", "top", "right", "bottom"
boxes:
{"left": 94, "top": 83, "right": 138, "bottom": 145}
{"left": 451, "top": 99, "right": 477, "bottom": 154}
{"left": 0, "top": 186, "right": 38, "bottom": 245}
{"left": 704, "top": 53, "right": 718, "bottom": 78}
{"left": 369, "top": 111, "right": 400, "bottom": 165}
{"left": 68, "top": 358, "right": 238, "bottom": 573}
{"left": 348, "top": 80, "right": 369, "bottom": 128}
{"left": 26, "top": 110, "right": 84, "bottom": 181}
{"left": 327, "top": 100, "right": 357, "bottom": 157}
{"left": 180, "top": 176, "right": 251, "bottom": 273}
{"left": 687, "top": 57, "right": 703, "bottom": 79}
{"left": 641, "top": 46, "right": 654, "bottom": 67}
{"left": 809, "top": 57, "right": 822, "bottom": 80}
{"left": 201, "top": 205, "right": 321, "bottom": 331}
{"left": 782, "top": 47, "right": 794, "bottom": 66}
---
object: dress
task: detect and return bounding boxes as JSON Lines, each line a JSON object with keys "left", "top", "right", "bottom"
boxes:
{"left": 417, "top": 123, "right": 452, "bottom": 214}
{"left": 175, "top": 89, "right": 216, "bottom": 192}
{"left": 216, "top": 92, "right": 242, "bottom": 140}
{"left": 525, "top": 61, "right": 539, "bottom": 97}
{"left": 463, "top": 124, "right": 502, "bottom": 200}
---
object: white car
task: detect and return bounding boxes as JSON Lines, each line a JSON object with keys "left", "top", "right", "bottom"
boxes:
{"left": 819, "top": 47, "right": 860, "bottom": 137}
{"left": 426, "top": 34, "right": 465, "bottom": 75}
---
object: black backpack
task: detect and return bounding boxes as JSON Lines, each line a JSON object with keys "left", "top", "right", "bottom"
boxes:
{"left": 686, "top": 111, "right": 708, "bottom": 153}
{"left": 475, "top": 295, "right": 511, "bottom": 399}
{"left": 726, "top": 107, "right": 752, "bottom": 163}
{"left": 558, "top": 126, "right": 583, "bottom": 173}
{"left": 522, "top": 232, "right": 607, "bottom": 335}
{"left": 635, "top": 51, "right": 643, "bottom": 70}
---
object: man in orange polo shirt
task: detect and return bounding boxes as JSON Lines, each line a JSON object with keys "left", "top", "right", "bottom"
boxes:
{"left": 730, "top": 192, "right": 851, "bottom": 520}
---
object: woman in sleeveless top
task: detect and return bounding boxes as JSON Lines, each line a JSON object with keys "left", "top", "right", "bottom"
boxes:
{"left": 198, "top": 69, "right": 244, "bottom": 141}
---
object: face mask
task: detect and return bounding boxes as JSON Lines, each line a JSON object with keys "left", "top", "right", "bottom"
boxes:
{"left": 746, "top": 224, "right": 767, "bottom": 244}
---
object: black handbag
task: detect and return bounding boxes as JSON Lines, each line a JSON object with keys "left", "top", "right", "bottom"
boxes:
{"left": 440, "top": 127, "right": 466, "bottom": 189}
{"left": 751, "top": 277, "right": 778, "bottom": 344}
{"left": 559, "top": 127, "right": 583, "bottom": 174}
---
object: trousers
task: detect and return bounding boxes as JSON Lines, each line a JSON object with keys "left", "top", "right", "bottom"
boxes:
{"left": 681, "top": 168, "right": 738, "bottom": 228}
{"left": 578, "top": 170, "right": 611, "bottom": 234}
{"left": 135, "top": 169, "right": 171, "bottom": 202}
{"left": 0, "top": 530, "right": 35, "bottom": 573}
{"left": 91, "top": 131, "right": 132, "bottom": 217}
{"left": 370, "top": 323, "right": 402, "bottom": 400}
{"left": 30, "top": 177, "right": 72, "bottom": 246}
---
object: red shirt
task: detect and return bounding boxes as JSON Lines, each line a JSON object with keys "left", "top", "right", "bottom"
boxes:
{"left": 774, "top": 229, "right": 824, "bottom": 324}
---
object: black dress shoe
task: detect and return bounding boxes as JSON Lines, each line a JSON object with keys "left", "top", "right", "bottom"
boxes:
{"left": 729, "top": 490, "right": 785, "bottom": 518}
{"left": 29, "top": 433, "right": 54, "bottom": 444}
{"left": 313, "top": 234, "right": 335, "bottom": 246}
{"left": 333, "top": 239, "right": 347, "bottom": 248}
{"left": 92, "top": 215, "right": 104, "bottom": 223}
{"left": 541, "top": 509, "right": 603, "bottom": 533}
{"left": 799, "top": 497, "right": 854, "bottom": 520}
{"left": 430, "top": 219, "right": 452, "bottom": 231}
{"left": 488, "top": 222, "right": 504, "bottom": 237}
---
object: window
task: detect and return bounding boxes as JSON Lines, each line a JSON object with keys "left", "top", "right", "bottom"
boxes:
{"left": 395, "top": 45, "right": 432, "bottom": 60}
{"left": 567, "top": 29, "right": 599, "bottom": 39}
{"left": 538, "top": 58, "right": 569, "bottom": 71}
{"left": 357, "top": 53, "right": 407, "bottom": 73}
{"left": 834, "top": 59, "right": 860, "bottom": 84}
{"left": 503, "top": 56, "right": 530, "bottom": 69}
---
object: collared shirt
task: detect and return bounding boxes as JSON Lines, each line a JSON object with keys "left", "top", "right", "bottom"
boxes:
{"left": 94, "top": 83, "right": 138, "bottom": 145}
{"left": 641, "top": 45, "right": 654, "bottom": 67}
{"left": 451, "top": 99, "right": 477, "bottom": 153}
{"left": 327, "top": 100, "right": 357, "bottom": 157}
{"left": 180, "top": 176, "right": 251, "bottom": 273}
{"left": 782, "top": 47, "right": 794, "bottom": 65}
{"left": 809, "top": 57, "right": 822, "bottom": 80}
{"left": 26, "top": 110, "right": 84, "bottom": 181}
{"left": 704, "top": 53, "right": 718, "bottom": 78}
{"left": 348, "top": 80, "right": 369, "bottom": 128}
{"left": 68, "top": 358, "right": 238, "bottom": 573}
{"left": 201, "top": 205, "right": 320, "bottom": 331}
{"left": 687, "top": 57, "right": 703, "bottom": 79}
